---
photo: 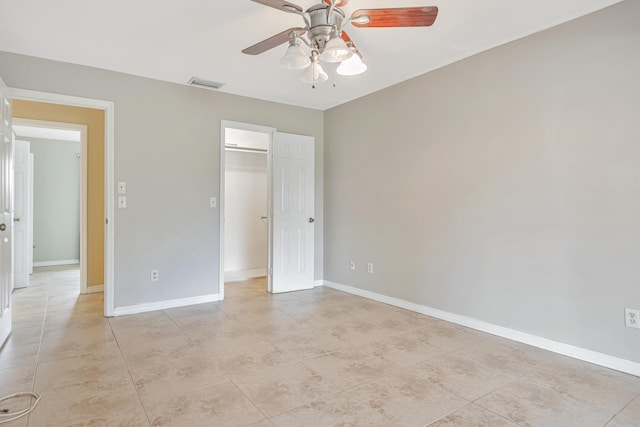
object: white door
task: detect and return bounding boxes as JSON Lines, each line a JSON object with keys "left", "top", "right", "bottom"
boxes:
{"left": 14, "top": 139, "right": 32, "bottom": 288}
{"left": 0, "top": 77, "right": 13, "bottom": 346}
{"left": 270, "top": 132, "right": 314, "bottom": 293}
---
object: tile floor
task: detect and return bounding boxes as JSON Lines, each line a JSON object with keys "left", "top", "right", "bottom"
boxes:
{"left": 1, "top": 266, "right": 639, "bottom": 426}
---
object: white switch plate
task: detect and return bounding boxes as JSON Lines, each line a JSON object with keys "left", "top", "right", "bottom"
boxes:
{"left": 210, "top": 197, "right": 217, "bottom": 208}
{"left": 350, "top": 260, "right": 356, "bottom": 271}
{"left": 367, "top": 263, "right": 374, "bottom": 274}
{"left": 117, "top": 181, "right": 126, "bottom": 194}
{"left": 118, "top": 196, "right": 127, "bottom": 208}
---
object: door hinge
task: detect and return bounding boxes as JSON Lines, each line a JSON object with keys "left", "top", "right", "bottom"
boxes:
{"left": 105, "top": 218, "right": 108, "bottom": 225}
{"left": 269, "top": 268, "right": 273, "bottom": 276}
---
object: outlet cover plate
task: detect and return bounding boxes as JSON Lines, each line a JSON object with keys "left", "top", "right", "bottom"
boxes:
{"left": 625, "top": 308, "right": 640, "bottom": 329}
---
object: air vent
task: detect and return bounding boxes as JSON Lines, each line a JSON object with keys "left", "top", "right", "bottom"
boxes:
{"left": 187, "top": 77, "right": 225, "bottom": 91}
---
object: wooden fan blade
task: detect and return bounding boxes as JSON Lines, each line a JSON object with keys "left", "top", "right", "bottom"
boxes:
{"left": 324, "top": 0, "right": 350, "bottom": 6}
{"left": 341, "top": 31, "right": 362, "bottom": 56}
{"left": 251, "top": 0, "right": 303, "bottom": 13}
{"left": 351, "top": 7, "right": 438, "bottom": 28}
{"left": 242, "top": 28, "right": 306, "bottom": 55}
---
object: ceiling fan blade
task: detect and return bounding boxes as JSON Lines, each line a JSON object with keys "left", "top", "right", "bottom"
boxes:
{"left": 324, "top": 0, "right": 350, "bottom": 6}
{"left": 251, "top": 0, "right": 303, "bottom": 13}
{"left": 341, "top": 31, "right": 362, "bottom": 57}
{"left": 242, "top": 28, "right": 306, "bottom": 55}
{"left": 351, "top": 7, "right": 438, "bottom": 28}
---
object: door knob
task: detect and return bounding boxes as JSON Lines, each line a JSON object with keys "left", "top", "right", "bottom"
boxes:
{"left": 0, "top": 224, "right": 5, "bottom": 231}
{"left": 308, "top": 218, "right": 315, "bottom": 223}
{"left": 14, "top": 217, "right": 20, "bottom": 222}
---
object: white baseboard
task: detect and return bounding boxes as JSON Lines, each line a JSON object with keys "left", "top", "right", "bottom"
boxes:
{"left": 112, "top": 294, "right": 221, "bottom": 317}
{"left": 34, "top": 259, "right": 80, "bottom": 267}
{"left": 85, "top": 285, "right": 104, "bottom": 294}
{"left": 320, "top": 280, "right": 640, "bottom": 377}
{"left": 224, "top": 268, "right": 266, "bottom": 282}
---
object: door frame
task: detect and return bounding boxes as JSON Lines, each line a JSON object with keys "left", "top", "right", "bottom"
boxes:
{"left": 13, "top": 119, "right": 88, "bottom": 291}
{"left": 219, "top": 120, "right": 275, "bottom": 300}
{"left": 11, "top": 88, "right": 115, "bottom": 316}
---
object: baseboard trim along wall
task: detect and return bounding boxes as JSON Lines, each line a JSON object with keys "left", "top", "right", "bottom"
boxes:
{"left": 112, "top": 294, "right": 221, "bottom": 317}
{"left": 86, "top": 285, "right": 103, "bottom": 294}
{"left": 224, "top": 268, "right": 267, "bottom": 282}
{"left": 33, "top": 259, "right": 80, "bottom": 267}
{"left": 320, "top": 280, "right": 640, "bottom": 377}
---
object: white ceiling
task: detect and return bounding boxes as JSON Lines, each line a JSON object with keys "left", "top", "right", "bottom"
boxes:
{"left": 0, "top": 0, "right": 622, "bottom": 110}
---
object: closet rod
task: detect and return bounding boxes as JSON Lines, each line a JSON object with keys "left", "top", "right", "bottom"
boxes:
{"left": 225, "top": 146, "right": 267, "bottom": 154}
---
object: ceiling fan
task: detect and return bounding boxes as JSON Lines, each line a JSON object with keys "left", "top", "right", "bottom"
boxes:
{"left": 242, "top": 0, "right": 438, "bottom": 85}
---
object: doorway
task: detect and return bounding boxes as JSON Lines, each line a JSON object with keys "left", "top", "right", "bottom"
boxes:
{"left": 12, "top": 119, "right": 89, "bottom": 292}
{"left": 219, "top": 121, "right": 316, "bottom": 299}
{"left": 11, "top": 89, "right": 115, "bottom": 316}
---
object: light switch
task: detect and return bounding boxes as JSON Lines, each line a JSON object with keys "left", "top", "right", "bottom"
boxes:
{"left": 210, "top": 197, "right": 217, "bottom": 208}
{"left": 118, "top": 196, "right": 127, "bottom": 208}
{"left": 118, "top": 181, "right": 126, "bottom": 194}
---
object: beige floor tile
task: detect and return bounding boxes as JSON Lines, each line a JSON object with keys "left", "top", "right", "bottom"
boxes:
{"left": 145, "top": 381, "right": 264, "bottom": 427}
{"left": 475, "top": 377, "right": 614, "bottom": 427}
{"left": 126, "top": 345, "right": 228, "bottom": 406}
{"left": 0, "top": 365, "right": 35, "bottom": 395}
{"left": 304, "top": 346, "right": 398, "bottom": 389}
{"left": 409, "top": 351, "right": 518, "bottom": 401}
{"left": 427, "top": 404, "right": 519, "bottom": 426}
{"left": 216, "top": 339, "right": 296, "bottom": 379}
{"left": 33, "top": 353, "right": 131, "bottom": 393}
{"left": 28, "top": 383, "right": 150, "bottom": 427}
{"left": 348, "top": 370, "right": 468, "bottom": 427}
{"left": 247, "top": 419, "right": 275, "bottom": 427}
{"left": 0, "top": 343, "right": 39, "bottom": 370}
{"left": 523, "top": 359, "right": 640, "bottom": 415}
{"left": 38, "top": 330, "right": 121, "bottom": 363}
{"left": 364, "top": 330, "right": 447, "bottom": 367}
{"left": 607, "top": 394, "right": 640, "bottom": 427}
{"left": 269, "top": 391, "right": 396, "bottom": 427}
{"left": 456, "top": 338, "right": 557, "bottom": 378}
{"left": 3, "top": 326, "right": 42, "bottom": 347}
{"left": 186, "top": 317, "right": 258, "bottom": 347}
{"left": 234, "top": 362, "right": 341, "bottom": 417}
{"left": 410, "top": 321, "right": 487, "bottom": 352}
{"left": 265, "top": 329, "right": 346, "bottom": 361}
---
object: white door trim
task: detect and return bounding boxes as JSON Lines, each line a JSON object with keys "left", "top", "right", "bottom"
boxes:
{"left": 219, "top": 120, "right": 275, "bottom": 300}
{"left": 13, "top": 118, "right": 88, "bottom": 292}
{"left": 10, "top": 88, "right": 115, "bottom": 316}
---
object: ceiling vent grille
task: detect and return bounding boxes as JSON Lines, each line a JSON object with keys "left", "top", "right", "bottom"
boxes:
{"left": 187, "top": 77, "right": 225, "bottom": 91}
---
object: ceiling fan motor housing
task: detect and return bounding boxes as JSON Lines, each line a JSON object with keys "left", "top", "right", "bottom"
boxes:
{"left": 307, "top": 4, "right": 345, "bottom": 51}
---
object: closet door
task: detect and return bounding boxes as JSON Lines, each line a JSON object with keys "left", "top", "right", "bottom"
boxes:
{"left": 270, "top": 132, "right": 314, "bottom": 293}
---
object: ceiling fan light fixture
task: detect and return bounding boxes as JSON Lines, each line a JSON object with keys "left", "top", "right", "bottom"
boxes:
{"left": 320, "top": 32, "right": 353, "bottom": 63}
{"left": 300, "top": 59, "right": 328, "bottom": 84}
{"left": 280, "top": 41, "right": 311, "bottom": 70}
{"left": 337, "top": 51, "right": 367, "bottom": 76}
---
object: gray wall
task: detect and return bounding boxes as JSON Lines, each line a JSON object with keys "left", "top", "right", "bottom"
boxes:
{"left": 324, "top": 0, "right": 640, "bottom": 363}
{"left": 27, "top": 137, "right": 80, "bottom": 263}
{"left": 0, "top": 52, "right": 323, "bottom": 308}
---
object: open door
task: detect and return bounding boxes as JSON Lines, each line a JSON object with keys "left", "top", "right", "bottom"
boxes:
{"left": 269, "top": 132, "right": 314, "bottom": 293}
{"left": 14, "top": 139, "right": 32, "bottom": 288}
{"left": 0, "top": 76, "right": 13, "bottom": 346}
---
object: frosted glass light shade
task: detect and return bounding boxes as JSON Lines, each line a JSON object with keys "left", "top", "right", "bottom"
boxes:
{"left": 320, "top": 36, "right": 353, "bottom": 63}
{"left": 300, "top": 61, "right": 328, "bottom": 84}
{"left": 280, "top": 44, "right": 311, "bottom": 70}
{"left": 337, "top": 53, "right": 367, "bottom": 76}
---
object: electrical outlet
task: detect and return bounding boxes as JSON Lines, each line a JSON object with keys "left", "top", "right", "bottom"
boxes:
{"left": 150, "top": 270, "right": 159, "bottom": 282}
{"left": 367, "top": 263, "right": 374, "bottom": 274}
{"left": 625, "top": 308, "right": 640, "bottom": 328}
{"left": 350, "top": 260, "right": 356, "bottom": 271}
